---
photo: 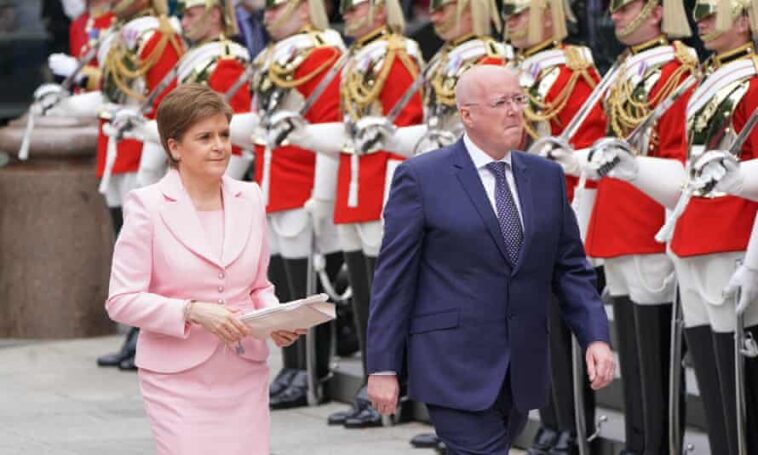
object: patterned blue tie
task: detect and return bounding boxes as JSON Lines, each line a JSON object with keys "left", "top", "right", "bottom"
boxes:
{"left": 486, "top": 161, "right": 523, "bottom": 265}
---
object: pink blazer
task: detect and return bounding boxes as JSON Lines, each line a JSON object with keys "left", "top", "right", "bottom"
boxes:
{"left": 105, "top": 169, "right": 278, "bottom": 373}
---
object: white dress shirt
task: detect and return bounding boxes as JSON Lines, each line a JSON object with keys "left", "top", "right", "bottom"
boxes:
{"left": 463, "top": 134, "right": 524, "bottom": 228}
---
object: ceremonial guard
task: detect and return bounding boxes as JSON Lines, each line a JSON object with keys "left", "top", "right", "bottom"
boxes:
{"left": 379, "top": 0, "right": 510, "bottom": 158}
{"left": 129, "top": 0, "right": 253, "bottom": 185}
{"left": 284, "top": 0, "right": 425, "bottom": 428}
{"left": 36, "top": 0, "right": 185, "bottom": 370}
{"left": 550, "top": 0, "right": 697, "bottom": 452}
{"left": 247, "top": 0, "right": 346, "bottom": 410}
{"left": 49, "top": 0, "right": 116, "bottom": 92}
{"left": 503, "top": 0, "right": 607, "bottom": 452}
{"left": 589, "top": 0, "right": 758, "bottom": 451}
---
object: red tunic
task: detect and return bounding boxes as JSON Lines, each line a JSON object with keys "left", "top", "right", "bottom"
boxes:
{"left": 69, "top": 10, "right": 114, "bottom": 61}
{"left": 253, "top": 46, "right": 342, "bottom": 213}
{"left": 333, "top": 55, "right": 425, "bottom": 224}
{"left": 205, "top": 57, "right": 251, "bottom": 156}
{"left": 585, "top": 57, "right": 692, "bottom": 258}
{"left": 540, "top": 59, "right": 606, "bottom": 202}
{"left": 670, "top": 77, "right": 758, "bottom": 256}
{"left": 95, "top": 25, "right": 184, "bottom": 177}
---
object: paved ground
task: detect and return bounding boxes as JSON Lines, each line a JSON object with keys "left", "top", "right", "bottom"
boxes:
{"left": 0, "top": 336, "right": 526, "bottom": 454}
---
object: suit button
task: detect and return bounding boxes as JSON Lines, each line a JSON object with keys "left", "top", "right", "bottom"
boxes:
{"left": 217, "top": 285, "right": 224, "bottom": 293}
{"left": 218, "top": 271, "right": 225, "bottom": 279}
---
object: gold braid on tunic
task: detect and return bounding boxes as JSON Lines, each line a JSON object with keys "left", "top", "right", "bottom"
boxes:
{"left": 341, "top": 32, "right": 420, "bottom": 121}
{"left": 606, "top": 40, "right": 697, "bottom": 139}
{"left": 102, "top": 15, "right": 184, "bottom": 101}
{"left": 522, "top": 43, "right": 598, "bottom": 140}
{"left": 264, "top": 30, "right": 340, "bottom": 90}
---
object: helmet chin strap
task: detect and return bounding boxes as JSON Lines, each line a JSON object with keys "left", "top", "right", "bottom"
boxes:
{"left": 345, "top": 5, "right": 377, "bottom": 36}
{"left": 617, "top": 0, "right": 656, "bottom": 38}
{"left": 266, "top": 0, "right": 300, "bottom": 34}
{"left": 699, "top": 29, "right": 723, "bottom": 42}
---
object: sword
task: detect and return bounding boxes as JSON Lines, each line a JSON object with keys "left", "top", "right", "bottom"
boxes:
{"left": 223, "top": 64, "right": 255, "bottom": 103}
{"left": 259, "top": 50, "right": 350, "bottom": 205}
{"left": 99, "top": 62, "right": 180, "bottom": 194}
{"left": 527, "top": 60, "right": 621, "bottom": 156}
{"left": 356, "top": 71, "right": 425, "bottom": 154}
{"left": 654, "top": 108, "right": 758, "bottom": 243}
{"left": 18, "top": 28, "right": 116, "bottom": 161}
{"left": 668, "top": 281, "right": 684, "bottom": 454}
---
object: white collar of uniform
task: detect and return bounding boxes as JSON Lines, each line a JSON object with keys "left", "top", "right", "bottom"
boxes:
{"left": 463, "top": 134, "right": 513, "bottom": 171}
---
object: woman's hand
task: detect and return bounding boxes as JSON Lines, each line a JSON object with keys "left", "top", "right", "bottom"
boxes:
{"left": 188, "top": 302, "right": 250, "bottom": 346}
{"left": 271, "top": 329, "right": 307, "bottom": 347}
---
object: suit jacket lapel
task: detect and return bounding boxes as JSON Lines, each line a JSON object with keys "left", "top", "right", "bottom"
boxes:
{"left": 220, "top": 176, "right": 252, "bottom": 267}
{"left": 158, "top": 170, "right": 222, "bottom": 268}
{"left": 452, "top": 140, "right": 512, "bottom": 265}
{"left": 511, "top": 152, "right": 534, "bottom": 275}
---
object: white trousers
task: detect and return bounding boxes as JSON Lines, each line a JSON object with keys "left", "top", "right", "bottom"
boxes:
{"left": 604, "top": 253, "right": 677, "bottom": 304}
{"left": 268, "top": 208, "right": 340, "bottom": 259}
{"left": 337, "top": 221, "right": 383, "bottom": 256}
{"left": 672, "top": 251, "right": 758, "bottom": 332}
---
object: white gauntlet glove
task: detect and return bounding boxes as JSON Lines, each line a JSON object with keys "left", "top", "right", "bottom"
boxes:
{"left": 353, "top": 116, "right": 395, "bottom": 154}
{"left": 229, "top": 112, "right": 260, "bottom": 149}
{"left": 33, "top": 83, "right": 67, "bottom": 114}
{"left": 383, "top": 124, "right": 427, "bottom": 158}
{"left": 102, "top": 106, "right": 145, "bottom": 140}
{"left": 266, "top": 111, "right": 306, "bottom": 148}
{"left": 587, "top": 137, "right": 638, "bottom": 181}
{"left": 48, "top": 53, "right": 80, "bottom": 80}
{"left": 286, "top": 122, "right": 347, "bottom": 156}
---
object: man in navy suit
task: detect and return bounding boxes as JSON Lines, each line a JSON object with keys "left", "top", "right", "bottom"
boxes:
{"left": 366, "top": 65, "right": 615, "bottom": 454}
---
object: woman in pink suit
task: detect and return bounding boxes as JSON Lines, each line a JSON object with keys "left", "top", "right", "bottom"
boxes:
{"left": 105, "top": 83, "right": 301, "bottom": 455}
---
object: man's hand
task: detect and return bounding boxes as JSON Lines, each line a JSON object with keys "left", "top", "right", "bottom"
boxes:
{"left": 48, "top": 53, "right": 79, "bottom": 79}
{"left": 691, "top": 150, "right": 742, "bottom": 195}
{"left": 586, "top": 341, "right": 615, "bottom": 390}
{"left": 368, "top": 374, "right": 400, "bottom": 416}
{"left": 587, "top": 139, "right": 638, "bottom": 181}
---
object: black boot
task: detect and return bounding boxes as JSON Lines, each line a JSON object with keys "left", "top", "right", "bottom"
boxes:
{"left": 684, "top": 325, "right": 730, "bottom": 454}
{"left": 269, "top": 254, "right": 301, "bottom": 400}
{"left": 612, "top": 295, "right": 645, "bottom": 454}
{"left": 117, "top": 328, "right": 138, "bottom": 371}
{"left": 411, "top": 432, "right": 441, "bottom": 449}
{"left": 97, "top": 327, "right": 138, "bottom": 367}
{"left": 269, "top": 370, "right": 308, "bottom": 410}
{"left": 342, "top": 250, "right": 372, "bottom": 377}
{"left": 549, "top": 430, "right": 577, "bottom": 455}
{"left": 744, "top": 325, "right": 758, "bottom": 454}
{"left": 633, "top": 303, "right": 674, "bottom": 454}
{"left": 343, "top": 385, "right": 382, "bottom": 428}
{"left": 528, "top": 426, "right": 560, "bottom": 455}
{"left": 713, "top": 331, "right": 739, "bottom": 455}
{"left": 109, "top": 207, "right": 123, "bottom": 237}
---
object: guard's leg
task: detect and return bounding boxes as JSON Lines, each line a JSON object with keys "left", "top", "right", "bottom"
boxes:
{"left": 633, "top": 303, "right": 673, "bottom": 454}
{"left": 612, "top": 295, "right": 645, "bottom": 454}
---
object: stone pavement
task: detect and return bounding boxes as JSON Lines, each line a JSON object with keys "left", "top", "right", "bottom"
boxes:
{"left": 0, "top": 336, "right": 526, "bottom": 455}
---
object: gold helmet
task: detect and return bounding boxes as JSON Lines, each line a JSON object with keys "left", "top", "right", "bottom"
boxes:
{"left": 265, "top": 0, "right": 329, "bottom": 30}
{"left": 693, "top": 0, "right": 758, "bottom": 38}
{"left": 609, "top": 0, "right": 692, "bottom": 38}
{"left": 113, "top": 0, "right": 168, "bottom": 18}
{"left": 502, "top": 0, "right": 573, "bottom": 44}
{"left": 177, "top": 0, "right": 239, "bottom": 36}
{"left": 429, "top": 0, "right": 502, "bottom": 36}
{"left": 339, "top": 0, "right": 406, "bottom": 33}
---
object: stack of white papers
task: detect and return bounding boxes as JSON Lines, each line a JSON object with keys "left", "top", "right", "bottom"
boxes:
{"left": 241, "top": 293, "right": 335, "bottom": 339}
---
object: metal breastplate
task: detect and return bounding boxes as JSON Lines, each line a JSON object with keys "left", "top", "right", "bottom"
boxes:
{"left": 606, "top": 63, "right": 664, "bottom": 156}
{"left": 251, "top": 38, "right": 312, "bottom": 123}
{"left": 101, "top": 17, "right": 162, "bottom": 106}
{"left": 424, "top": 38, "right": 503, "bottom": 135}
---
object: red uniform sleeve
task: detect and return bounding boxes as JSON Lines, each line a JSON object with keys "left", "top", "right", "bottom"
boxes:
{"left": 207, "top": 58, "right": 252, "bottom": 113}
{"left": 732, "top": 77, "right": 758, "bottom": 161}
{"left": 295, "top": 46, "right": 342, "bottom": 124}
{"left": 141, "top": 30, "right": 185, "bottom": 119}
{"left": 378, "top": 55, "right": 424, "bottom": 128}
{"left": 649, "top": 61, "right": 692, "bottom": 163}
{"left": 69, "top": 14, "right": 88, "bottom": 57}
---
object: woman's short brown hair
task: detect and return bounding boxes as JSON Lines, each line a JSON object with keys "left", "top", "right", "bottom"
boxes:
{"left": 156, "top": 83, "right": 233, "bottom": 167}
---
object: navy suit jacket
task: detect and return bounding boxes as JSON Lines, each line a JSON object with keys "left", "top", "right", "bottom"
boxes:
{"left": 366, "top": 139, "right": 610, "bottom": 412}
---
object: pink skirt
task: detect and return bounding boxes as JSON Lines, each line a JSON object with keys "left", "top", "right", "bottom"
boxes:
{"left": 138, "top": 345, "right": 270, "bottom": 455}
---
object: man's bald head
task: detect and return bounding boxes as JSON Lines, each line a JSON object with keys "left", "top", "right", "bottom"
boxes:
{"left": 455, "top": 65, "right": 525, "bottom": 160}
{"left": 455, "top": 65, "right": 520, "bottom": 109}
